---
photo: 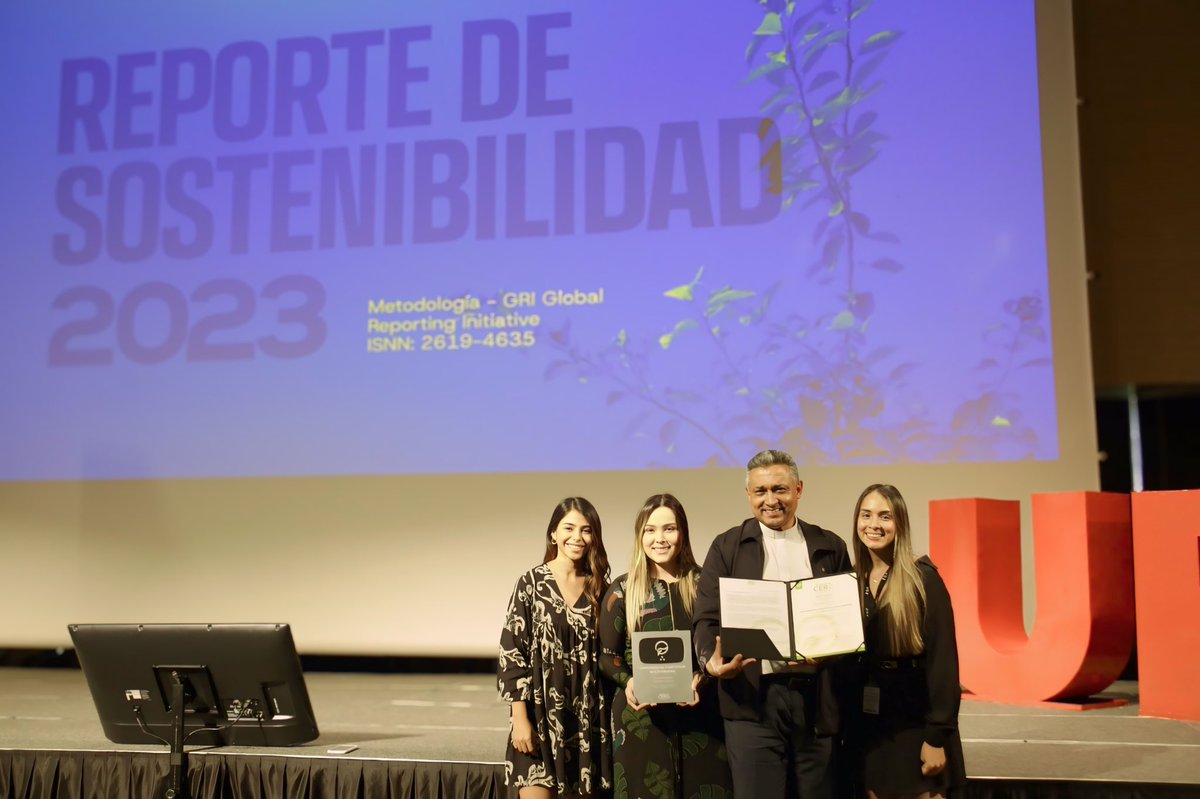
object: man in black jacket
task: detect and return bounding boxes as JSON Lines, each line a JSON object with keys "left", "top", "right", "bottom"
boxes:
{"left": 694, "top": 449, "right": 852, "bottom": 798}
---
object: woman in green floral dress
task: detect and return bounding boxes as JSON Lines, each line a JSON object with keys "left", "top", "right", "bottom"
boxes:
{"left": 599, "top": 493, "right": 732, "bottom": 799}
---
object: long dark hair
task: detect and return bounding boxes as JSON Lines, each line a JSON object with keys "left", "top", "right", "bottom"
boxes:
{"left": 542, "top": 496, "right": 610, "bottom": 619}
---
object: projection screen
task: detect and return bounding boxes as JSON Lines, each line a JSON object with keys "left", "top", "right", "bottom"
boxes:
{"left": 0, "top": 0, "right": 1097, "bottom": 655}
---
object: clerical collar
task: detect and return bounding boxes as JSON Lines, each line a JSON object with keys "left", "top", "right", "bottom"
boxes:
{"left": 759, "top": 520, "right": 800, "bottom": 539}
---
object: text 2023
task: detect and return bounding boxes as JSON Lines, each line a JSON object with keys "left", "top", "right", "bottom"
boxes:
{"left": 47, "top": 275, "right": 326, "bottom": 365}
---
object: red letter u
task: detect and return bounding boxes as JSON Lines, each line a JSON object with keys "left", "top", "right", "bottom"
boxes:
{"left": 930, "top": 492, "right": 1133, "bottom": 703}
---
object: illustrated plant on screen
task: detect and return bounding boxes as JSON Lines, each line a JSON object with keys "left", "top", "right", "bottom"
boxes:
{"left": 545, "top": 0, "right": 1049, "bottom": 467}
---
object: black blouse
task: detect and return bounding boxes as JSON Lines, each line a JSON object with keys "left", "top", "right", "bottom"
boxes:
{"left": 862, "top": 556, "right": 960, "bottom": 748}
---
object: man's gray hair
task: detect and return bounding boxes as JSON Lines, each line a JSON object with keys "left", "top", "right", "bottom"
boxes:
{"left": 745, "top": 449, "right": 800, "bottom": 486}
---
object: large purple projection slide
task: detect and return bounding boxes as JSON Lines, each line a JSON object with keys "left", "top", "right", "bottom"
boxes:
{"left": 0, "top": 1, "right": 1056, "bottom": 480}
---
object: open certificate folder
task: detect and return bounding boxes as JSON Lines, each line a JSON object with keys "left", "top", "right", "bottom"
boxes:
{"left": 718, "top": 572, "right": 865, "bottom": 660}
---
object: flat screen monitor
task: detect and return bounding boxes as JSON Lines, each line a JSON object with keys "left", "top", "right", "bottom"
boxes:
{"left": 68, "top": 622, "right": 319, "bottom": 747}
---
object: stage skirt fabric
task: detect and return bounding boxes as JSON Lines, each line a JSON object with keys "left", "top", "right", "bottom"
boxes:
{"left": 0, "top": 750, "right": 505, "bottom": 799}
{"left": 4, "top": 748, "right": 1200, "bottom": 799}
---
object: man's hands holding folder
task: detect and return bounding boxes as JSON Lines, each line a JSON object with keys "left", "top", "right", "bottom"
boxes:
{"left": 704, "top": 634, "right": 758, "bottom": 679}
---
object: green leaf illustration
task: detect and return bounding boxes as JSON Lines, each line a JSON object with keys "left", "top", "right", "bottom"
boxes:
{"left": 828, "top": 310, "right": 855, "bottom": 330}
{"left": 760, "top": 86, "right": 795, "bottom": 115}
{"left": 754, "top": 13, "right": 782, "bottom": 36}
{"left": 991, "top": 416, "right": 1012, "bottom": 427}
{"left": 614, "top": 762, "right": 628, "bottom": 795}
{"left": 681, "top": 731, "right": 708, "bottom": 758}
{"left": 658, "top": 319, "right": 698, "bottom": 349}
{"left": 745, "top": 58, "right": 788, "bottom": 82}
{"left": 705, "top": 287, "right": 756, "bottom": 318}
{"left": 663, "top": 267, "right": 704, "bottom": 301}
{"left": 622, "top": 704, "right": 652, "bottom": 741}
{"left": 815, "top": 87, "right": 856, "bottom": 120}
{"left": 851, "top": 0, "right": 875, "bottom": 21}
{"left": 861, "top": 30, "right": 901, "bottom": 53}
{"left": 645, "top": 762, "right": 674, "bottom": 799}
{"left": 800, "top": 23, "right": 824, "bottom": 45}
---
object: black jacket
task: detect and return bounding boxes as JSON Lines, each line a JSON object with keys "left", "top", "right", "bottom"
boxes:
{"left": 693, "top": 517, "right": 853, "bottom": 732}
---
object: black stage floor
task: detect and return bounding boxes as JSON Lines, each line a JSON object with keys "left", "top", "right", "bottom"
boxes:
{"left": 1, "top": 668, "right": 1198, "bottom": 796}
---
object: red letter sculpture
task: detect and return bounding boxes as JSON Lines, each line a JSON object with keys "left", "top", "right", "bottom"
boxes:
{"left": 1130, "top": 490, "right": 1200, "bottom": 721}
{"left": 929, "top": 492, "right": 1134, "bottom": 703}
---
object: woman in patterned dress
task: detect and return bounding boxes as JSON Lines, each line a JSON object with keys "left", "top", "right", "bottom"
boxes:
{"left": 599, "top": 493, "right": 732, "bottom": 799}
{"left": 499, "top": 496, "right": 612, "bottom": 799}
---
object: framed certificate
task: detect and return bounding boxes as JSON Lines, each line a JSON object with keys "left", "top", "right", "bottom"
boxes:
{"left": 631, "top": 629, "right": 694, "bottom": 704}
{"left": 719, "top": 572, "right": 864, "bottom": 660}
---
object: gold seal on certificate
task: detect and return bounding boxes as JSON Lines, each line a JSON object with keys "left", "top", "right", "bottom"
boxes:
{"left": 718, "top": 572, "right": 864, "bottom": 660}
{"left": 631, "top": 630, "right": 694, "bottom": 704}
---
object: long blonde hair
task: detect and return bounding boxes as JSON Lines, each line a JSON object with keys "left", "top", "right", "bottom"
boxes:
{"left": 624, "top": 494, "right": 700, "bottom": 633}
{"left": 852, "top": 484, "right": 926, "bottom": 656}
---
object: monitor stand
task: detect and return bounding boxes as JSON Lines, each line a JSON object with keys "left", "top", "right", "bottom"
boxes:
{"left": 153, "top": 664, "right": 263, "bottom": 798}
{"left": 154, "top": 666, "right": 216, "bottom": 799}
{"left": 165, "top": 675, "right": 189, "bottom": 799}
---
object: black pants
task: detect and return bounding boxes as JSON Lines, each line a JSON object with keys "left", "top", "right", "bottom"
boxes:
{"left": 723, "top": 678, "right": 834, "bottom": 799}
